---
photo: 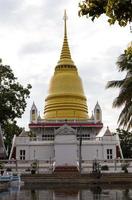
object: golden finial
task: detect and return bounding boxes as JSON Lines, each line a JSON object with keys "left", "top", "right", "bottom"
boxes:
{"left": 63, "top": 9, "right": 68, "bottom": 22}
{"left": 57, "top": 10, "right": 75, "bottom": 67}
{"left": 63, "top": 9, "right": 68, "bottom": 37}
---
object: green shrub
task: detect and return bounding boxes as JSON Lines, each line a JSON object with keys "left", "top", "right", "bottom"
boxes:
{"left": 121, "top": 163, "right": 129, "bottom": 173}
{"left": 101, "top": 165, "right": 109, "bottom": 171}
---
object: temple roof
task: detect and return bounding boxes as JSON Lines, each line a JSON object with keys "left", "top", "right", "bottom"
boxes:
{"left": 104, "top": 126, "right": 112, "bottom": 136}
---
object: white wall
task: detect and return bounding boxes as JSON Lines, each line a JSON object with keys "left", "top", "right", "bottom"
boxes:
{"left": 16, "top": 144, "right": 54, "bottom": 161}
{"left": 81, "top": 142, "right": 116, "bottom": 161}
{"left": 15, "top": 134, "right": 117, "bottom": 163}
{"left": 82, "top": 144, "right": 103, "bottom": 160}
{"left": 55, "top": 134, "right": 77, "bottom": 166}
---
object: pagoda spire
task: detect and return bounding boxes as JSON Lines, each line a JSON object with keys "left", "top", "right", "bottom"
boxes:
{"left": 57, "top": 10, "right": 75, "bottom": 67}
{"left": 44, "top": 10, "right": 88, "bottom": 120}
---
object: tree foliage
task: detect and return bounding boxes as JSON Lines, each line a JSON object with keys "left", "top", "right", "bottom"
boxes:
{"left": 115, "top": 128, "right": 132, "bottom": 158}
{"left": 106, "top": 45, "right": 132, "bottom": 130}
{"left": 0, "top": 59, "right": 31, "bottom": 154}
{"left": 0, "top": 59, "right": 31, "bottom": 126}
{"left": 79, "top": 0, "right": 132, "bottom": 26}
{"left": 4, "top": 122, "right": 22, "bottom": 156}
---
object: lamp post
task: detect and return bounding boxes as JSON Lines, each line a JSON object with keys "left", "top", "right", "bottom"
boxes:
{"left": 79, "top": 132, "right": 82, "bottom": 174}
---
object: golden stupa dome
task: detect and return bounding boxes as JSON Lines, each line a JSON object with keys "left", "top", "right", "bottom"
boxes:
{"left": 44, "top": 10, "right": 88, "bottom": 120}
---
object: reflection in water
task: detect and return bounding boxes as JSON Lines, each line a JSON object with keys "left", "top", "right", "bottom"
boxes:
{"left": 53, "top": 188, "right": 79, "bottom": 200}
{"left": 1, "top": 185, "right": 132, "bottom": 200}
{"left": 90, "top": 186, "right": 102, "bottom": 200}
{"left": 123, "top": 188, "right": 132, "bottom": 200}
{"left": 31, "top": 190, "right": 38, "bottom": 200}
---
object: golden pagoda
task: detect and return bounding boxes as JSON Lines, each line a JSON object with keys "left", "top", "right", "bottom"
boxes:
{"left": 44, "top": 11, "right": 88, "bottom": 120}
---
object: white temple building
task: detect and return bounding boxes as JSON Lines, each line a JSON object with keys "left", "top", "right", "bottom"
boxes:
{"left": 9, "top": 11, "right": 122, "bottom": 171}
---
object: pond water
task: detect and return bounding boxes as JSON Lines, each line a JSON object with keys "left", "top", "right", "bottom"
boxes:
{"left": 1, "top": 184, "right": 132, "bottom": 200}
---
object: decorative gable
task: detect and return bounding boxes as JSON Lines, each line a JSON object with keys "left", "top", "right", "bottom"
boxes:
{"left": 55, "top": 124, "right": 76, "bottom": 136}
{"left": 104, "top": 126, "right": 112, "bottom": 136}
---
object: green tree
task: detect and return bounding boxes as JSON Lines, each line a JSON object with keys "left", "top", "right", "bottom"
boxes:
{"left": 78, "top": 0, "right": 132, "bottom": 26}
{"left": 0, "top": 59, "right": 31, "bottom": 152}
{"left": 0, "top": 59, "right": 31, "bottom": 125}
{"left": 4, "top": 122, "right": 22, "bottom": 156}
{"left": 106, "top": 45, "right": 132, "bottom": 130}
{"left": 115, "top": 128, "right": 132, "bottom": 158}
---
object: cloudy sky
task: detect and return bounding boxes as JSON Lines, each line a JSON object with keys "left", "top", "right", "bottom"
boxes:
{"left": 0, "top": 0, "right": 131, "bottom": 131}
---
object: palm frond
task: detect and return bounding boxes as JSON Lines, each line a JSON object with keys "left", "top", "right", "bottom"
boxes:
{"left": 106, "top": 80, "right": 125, "bottom": 89}
{"left": 113, "top": 85, "right": 132, "bottom": 108}
{"left": 107, "top": 48, "right": 132, "bottom": 130}
{"left": 118, "top": 103, "right": 132, "bottom": 130}
{"left": 116, "top": 53, "right": 132, "bottom": 72}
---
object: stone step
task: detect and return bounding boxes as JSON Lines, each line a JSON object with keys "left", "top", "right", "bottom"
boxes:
{"left": 53, "top": 166, "right": 79, "bottom": 173}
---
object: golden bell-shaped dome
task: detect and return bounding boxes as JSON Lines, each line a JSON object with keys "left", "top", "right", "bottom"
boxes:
{"left": 44, "top": 11, "right": 88, "bottom": 120}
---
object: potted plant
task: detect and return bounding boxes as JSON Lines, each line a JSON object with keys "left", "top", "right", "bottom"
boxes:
{"left": 92, "top": 159, "right": 101, "bottom": 178}
{"left": 0, "top": 161, "right": 4, "bottom": 175}
{"left": 121, "top": 162, "right": 129, "bottom": 173}
{"left": 31, "top": 160, "right": 38, "bottom": 174}
{"left": 101, "top": 165, "right": 109, "bottom": 171}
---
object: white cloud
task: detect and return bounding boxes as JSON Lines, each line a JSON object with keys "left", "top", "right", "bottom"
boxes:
{"left": 0, "top": 0, "right": 131, "bottom": 131}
